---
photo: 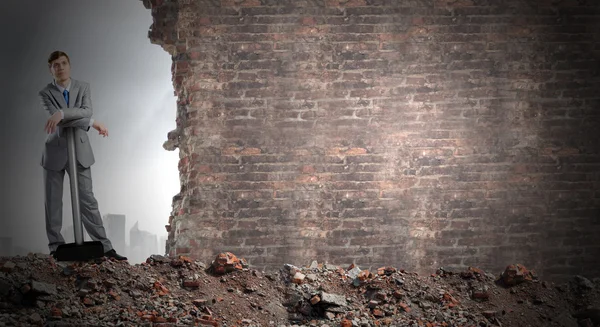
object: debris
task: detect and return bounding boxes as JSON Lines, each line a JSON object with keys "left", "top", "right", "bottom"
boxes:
{"left": 497, "top": 264, "right": 537, "bottom": 287}
{"left": 208, "top": 252, "right": 248, "bottom": 275}
{"left": 319, "top": 292, "right": 347, "bottom": 307}
{"left": 1, "top": 261, "right": 16, "bottom": 273}
{"left": 292, "top": 272, "right": 305, "bottom": 284}
{"left": 0, "top": 253, "right": 597, "bottom": 326}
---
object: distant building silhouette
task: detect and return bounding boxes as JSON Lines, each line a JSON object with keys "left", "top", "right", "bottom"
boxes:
{"left": 103, "top": 214, "right": 126, "bottom": 256}
{"left": 129, "top": 221, "right": 159, "bottom": 264}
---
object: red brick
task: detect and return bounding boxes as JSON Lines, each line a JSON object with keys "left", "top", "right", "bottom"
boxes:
{"left": 145, "top": 0, "right": 600, "bottom": 282}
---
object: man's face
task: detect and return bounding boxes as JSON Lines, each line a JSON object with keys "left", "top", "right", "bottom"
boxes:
{"left": 49, "top": 56, "right": 70, "bottom": 81}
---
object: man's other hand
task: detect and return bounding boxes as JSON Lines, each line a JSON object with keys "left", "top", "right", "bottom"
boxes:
{"left": 45, "top": 111, "right": 62, "bottom": 134}
{"left": 92, "top": 121, "right": 109, "bottom": 137}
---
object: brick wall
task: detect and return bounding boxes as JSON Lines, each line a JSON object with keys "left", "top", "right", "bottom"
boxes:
{"left": 140, "top": 0, "right": 600, "bottom": 283}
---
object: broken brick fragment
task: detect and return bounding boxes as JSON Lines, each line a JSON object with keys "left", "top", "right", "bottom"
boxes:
{"left": 469, "top": 266, "right": 485, "bottom": 275}
{"left": 209, "top": 252, "right": 248, "bottom": 275}
{"left": 141, "top": 314, "right": 154, "bottom": 321}
{"left": 153, "top": 280, "right": 169, "bottom": 294}
{"left": 372, "top": 308, "right": 385, "bottom": 317}
{"left": 183, "top": 280, "right": 200, "bottom": 288}
{"left": 399, "top": 302, "right": 411, "bottom": 312}
{"left": 471, "top": 289, "right": 489, "bottom": 300}
{"left": 108, "top": 290, "right": 121, "bottom": 300}
{"left": 293, "top": 272, "right": 306, "bottom": 284}
{"left": 50, "top": 307, "right": 62, "bottom": 317}
{"left": 179, "top": 255, "right": 193, "bottom": 263}
{"left": 197, "top": 316, "right": 219, "bottom": 326}
{"left": 442, "top": 292, "right": 459, "bottom": 304}
{"left": 377, "top": 266, "right": 397, "bottom": 276}
{"left": 310, "top": 295, "right": 321, "bottom": 305}
{"left": 357, "top": 270, "right": 372, "bottom": 281}
{"left": 498, "top": 264, "right": 537, "bottom": 287}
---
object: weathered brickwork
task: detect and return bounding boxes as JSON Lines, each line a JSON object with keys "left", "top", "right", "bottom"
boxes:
{"left": 140, "top": 0, "right": 600, "bottom": 282}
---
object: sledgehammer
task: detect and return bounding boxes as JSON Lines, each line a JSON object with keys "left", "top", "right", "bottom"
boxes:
{"left": 53, "top": 127, "right": 104, "bottom": 261}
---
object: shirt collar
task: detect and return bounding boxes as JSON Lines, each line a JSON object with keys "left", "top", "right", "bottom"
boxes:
{"left": 53, "top": 78, "right": 71, "bottom": 92}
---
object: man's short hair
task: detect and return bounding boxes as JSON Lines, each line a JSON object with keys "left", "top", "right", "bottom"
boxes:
{"left": 48, "top": 51, "right": 70, "bottom": 66}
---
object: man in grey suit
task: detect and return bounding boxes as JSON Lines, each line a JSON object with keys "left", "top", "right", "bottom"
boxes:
{"left": 40, "top": 50, "right": 126, "bottom": 261}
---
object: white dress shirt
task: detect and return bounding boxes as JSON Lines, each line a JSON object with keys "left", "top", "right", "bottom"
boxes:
{"left": 53, "top": 78, "right": 94, "bottom": 129}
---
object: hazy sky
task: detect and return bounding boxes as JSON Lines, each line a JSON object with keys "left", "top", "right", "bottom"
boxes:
{"left": 0, "top": 0, "right": 180, "bottom": 253}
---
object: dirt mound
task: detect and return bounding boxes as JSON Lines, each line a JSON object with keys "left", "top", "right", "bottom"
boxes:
{"left": 0, "top": 253, "right": 599, "bottom": 327}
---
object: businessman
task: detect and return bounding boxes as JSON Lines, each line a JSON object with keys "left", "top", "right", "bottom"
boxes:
{"left": 39, "top": 50, "right": 126, "bottom": 261}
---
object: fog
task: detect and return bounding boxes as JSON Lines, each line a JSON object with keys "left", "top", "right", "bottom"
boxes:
{"left": 0, "top": 0, "right": 180, "bottom": 264}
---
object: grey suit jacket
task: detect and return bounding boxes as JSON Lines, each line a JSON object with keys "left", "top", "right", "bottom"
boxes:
{"left": 39, "top": 78, "right": 95, "bottom": 171}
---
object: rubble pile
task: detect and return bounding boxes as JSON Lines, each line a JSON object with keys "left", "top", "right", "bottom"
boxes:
{"left": 0, "top": 253, "right": 599, "bottom": 327}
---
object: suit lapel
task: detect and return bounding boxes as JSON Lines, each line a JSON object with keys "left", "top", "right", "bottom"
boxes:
{"left": 48, "top": 78, "right": 78, "bottom": 108}
{"left": 69, "top": 80, "right": 79, "bottom": 107}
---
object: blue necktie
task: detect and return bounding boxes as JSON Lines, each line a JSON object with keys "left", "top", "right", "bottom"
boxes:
{"left": 63, "top": 89, "right": 69, "bottom": 106}
{"left": 58, "top": 89, "right": 68, "bottom": 137}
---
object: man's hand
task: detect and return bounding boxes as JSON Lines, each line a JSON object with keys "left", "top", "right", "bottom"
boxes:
{"left": 45, "top": 111, "right": 62, "bottom": 134}
{"left": 92, "top": 121, "right": 109, "bottom": 137}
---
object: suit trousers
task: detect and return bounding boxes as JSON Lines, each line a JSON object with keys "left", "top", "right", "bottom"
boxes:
{"left": 43, "top": 161, "right": 113, "bottom": 252}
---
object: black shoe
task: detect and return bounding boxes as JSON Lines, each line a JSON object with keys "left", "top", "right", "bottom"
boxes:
{"left": 104, "top": 249, "right": 127, "bottom": 261}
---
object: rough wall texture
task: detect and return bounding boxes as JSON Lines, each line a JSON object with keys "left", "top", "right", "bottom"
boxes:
{"left": 140, "top": 0, "right": 600, "bottom": 282}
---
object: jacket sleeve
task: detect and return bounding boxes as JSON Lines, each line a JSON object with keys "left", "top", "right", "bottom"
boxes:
{"left": 39, "top": 87, "right": 94, "bottom": 132}
{"left": 57, "top": 117, "right": 92, "bottom": 131}
{"left": 39, "top": 82, "right": 93, "bottom": 121}
{"left": 58, "top": 110, "right": 94, "bottom": 128}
